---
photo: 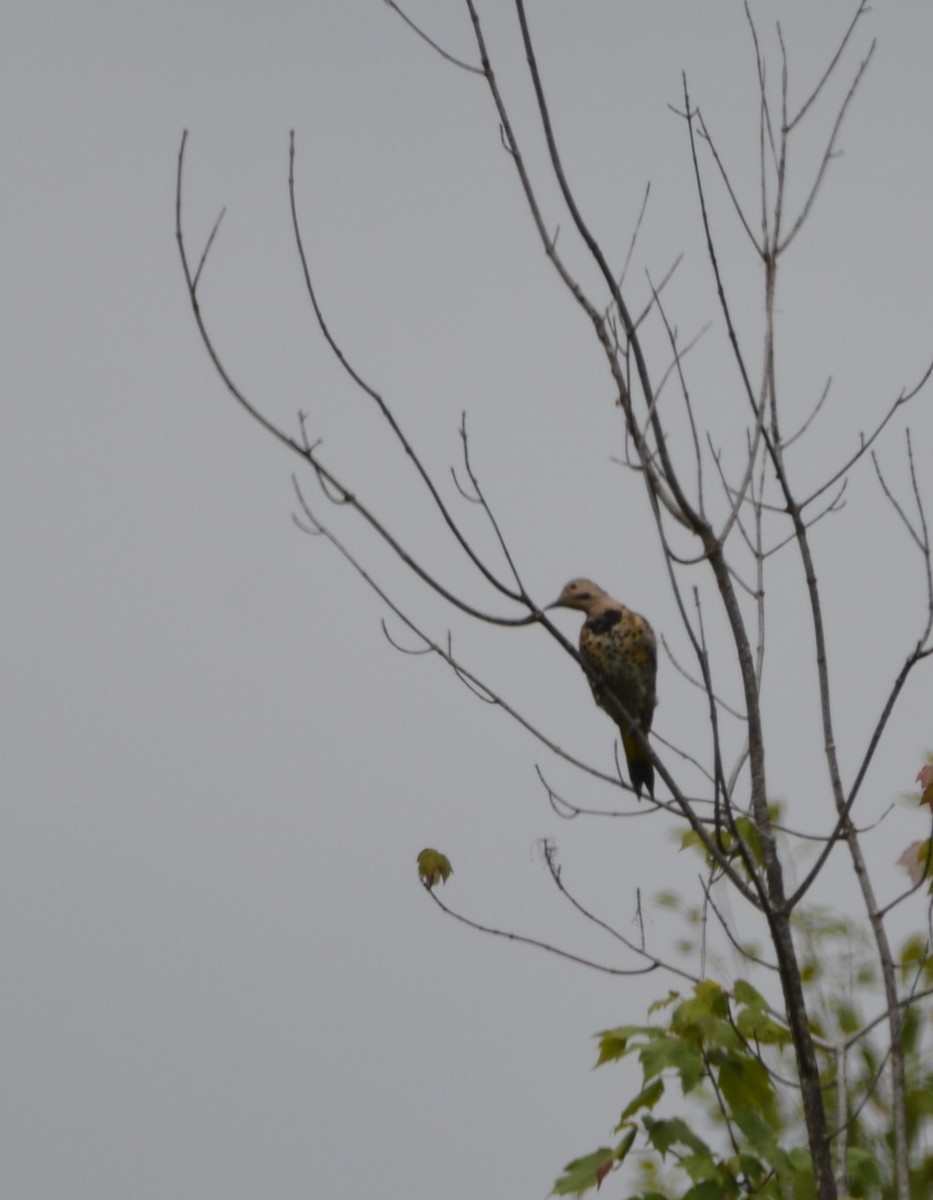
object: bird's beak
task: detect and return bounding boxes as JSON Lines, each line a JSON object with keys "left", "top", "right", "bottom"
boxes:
{"left": 545, "top": 598, "right": 564, "bottom": 611}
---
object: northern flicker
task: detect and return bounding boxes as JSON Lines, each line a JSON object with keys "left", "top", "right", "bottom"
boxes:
{"left": 548, "top": 579, "right": 657, "bottom": 798}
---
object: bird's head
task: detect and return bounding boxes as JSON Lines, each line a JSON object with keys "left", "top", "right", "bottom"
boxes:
{"left": 546, "top": 578, "right": 609, "bottom": 616}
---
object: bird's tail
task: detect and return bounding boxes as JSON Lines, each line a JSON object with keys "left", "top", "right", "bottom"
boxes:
{"left": 621, "top": 730, "right": 654, "bottom": 799}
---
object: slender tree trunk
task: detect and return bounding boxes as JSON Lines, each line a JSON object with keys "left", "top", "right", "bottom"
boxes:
{"left": 769, "top": 912, "right": 837, "bottom": 1200}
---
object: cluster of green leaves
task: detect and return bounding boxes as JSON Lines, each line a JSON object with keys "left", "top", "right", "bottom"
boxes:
{"left": 552, "top": 927, "right": 933, "bottom": 1200}
{"left": 836, "top": 998, "right": 933, "bottom": 1200}
{"left": 553, "top": 978, "right": 813, "bottom": 1199}
{"left": 831, "top": 935, "right": 933, "bottom": 1200}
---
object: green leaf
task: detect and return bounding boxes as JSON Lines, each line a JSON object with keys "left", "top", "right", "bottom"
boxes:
{"left": 846, "top": 1145, "right": 882, "bottom": 1191}
{"left": 900, "top": 933, "right": 928, "bottom": 965}
{"left": 799, "top": 958, "right": 818, "bottom": 984}
{"left": 672, "top": 980, "right": 729, "bottom": 1026}
{"left": 733, "top": 1003, "right": 790, "bottom": 1047}
{"left": 639, "top": 1035, "right": 705, "bottom": 1092}
{"left": 683, "top": 1181, "right": 734, "bottom": 1200}
{"left": 552, "top": 1132, "right": 635, "bottom": 1198}
{"left": 732, "top": 978, "right": 765, "bottom": 1006}
{"left": 681, "top": 1151, "right": 723, "bottom": 1184}
{"left": 727, "top": 1152, "right": 768, "bottom": 1188}
{"left": 834, "top": 1001, "right": 861, "bottom": 1035}
{"left": 618, "top": 1077, "right": 664, "bottom": 1123}
{"left": 552, "top": 1147, "right": 615, "bottom": 1197}
{"left": 614, "top": 1127, "right": 637, "bottom": 1168}
{"left": 716, "top": 1053, "right": 778, "bottom": 1127}
{"left": 416, "top": 848, "right": 452, "bottom": 888}
{"left": 670, "top": 981, "right": 736, "bottom": 1051}
{"left": 644, "top": 1115, "right": 710, "bottom": 1158}
{"left": 647, "top": 990, "right": 681, "bottom": 1016}
{"left": 594, "top": 1025, "right": 651, "bottom": 1066}
{"left": 730, "top": 1105, "right": 773, "bottom": 1147}
{"left": 679, "top": 827, "right": 705, "bottom": 853}
{"left": 733, "top": 815, "right": 764, "bottom": 867}
{"left": 902, "top": 1003, "right": 922, "bottom": 1054}
{"left": 730, "top": 1109, "right": 806, "bottom": 1183}
{"left": 732, "top": 979, "right": 789, "bottom": 1045}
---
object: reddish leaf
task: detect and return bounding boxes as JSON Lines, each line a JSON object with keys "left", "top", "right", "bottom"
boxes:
{"left": 898, "top": 841, "right": 930, "bottom": 886}
{"left": 595, "top": 1156, "right": 614, "bottom": 1190}
{"left": 918, "top": 763, "right": 933, "bottom": 809}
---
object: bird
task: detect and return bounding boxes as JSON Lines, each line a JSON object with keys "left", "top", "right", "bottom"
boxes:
{"left": 548, "top": 578, "right": 657, "bottom": 798}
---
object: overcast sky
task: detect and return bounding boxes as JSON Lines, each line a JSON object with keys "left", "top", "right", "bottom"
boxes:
{"left": 4, "top": 3, "right": 933, "bottom": 1198}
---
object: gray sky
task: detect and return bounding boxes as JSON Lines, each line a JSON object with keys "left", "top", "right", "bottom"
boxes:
{"left": 4, "top": 3, "right": 933, "bottom": 1197}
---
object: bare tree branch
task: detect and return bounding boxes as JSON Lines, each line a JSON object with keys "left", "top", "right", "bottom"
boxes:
{"left": 383, "top": 0, "right": 483, "bottom": 74}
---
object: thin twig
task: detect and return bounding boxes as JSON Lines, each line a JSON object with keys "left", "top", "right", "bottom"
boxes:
{"left": 383, "top": 0, "right": 484, "bottom": 74}
{"left": 424, "top": 883, "right": 664, "bottom": 978}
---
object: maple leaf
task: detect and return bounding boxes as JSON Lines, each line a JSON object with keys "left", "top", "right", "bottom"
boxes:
{"left": 897, "top": 841, "right": 931, "bottom": 886}
{"left": 417, "top": 848, "right": 453, "bottom": 889}
{"left": 917, "top": 763, "right": 933, "bottom": 809}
